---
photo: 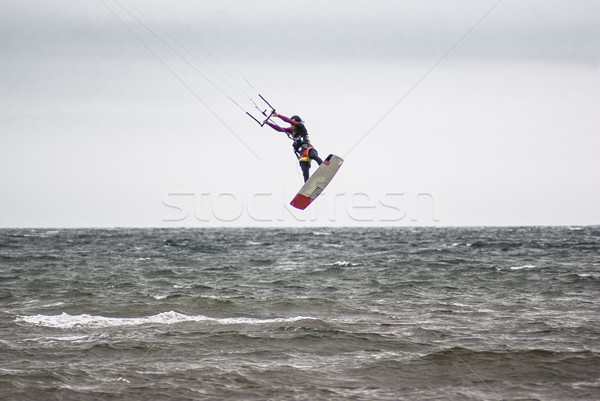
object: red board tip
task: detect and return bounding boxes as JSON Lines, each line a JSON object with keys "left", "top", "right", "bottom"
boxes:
{"left": 290, "top": 194, "right": 313, "bottom": 210}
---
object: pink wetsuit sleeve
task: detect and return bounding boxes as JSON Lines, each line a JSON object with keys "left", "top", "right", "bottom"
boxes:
{"left": 277, "top": 114, "right": 298, "bottom": 126}
{"left": 265, "top": 121, "right": 285, "bottom": 132}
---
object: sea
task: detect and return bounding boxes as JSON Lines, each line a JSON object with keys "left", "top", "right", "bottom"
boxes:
{"left": 0, "top": 226, "right": 599, "bottom": 401}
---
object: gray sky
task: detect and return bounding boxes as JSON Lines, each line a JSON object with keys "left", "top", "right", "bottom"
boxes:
{"left": 1, "top": 0, "right": 599, "bottom": 227}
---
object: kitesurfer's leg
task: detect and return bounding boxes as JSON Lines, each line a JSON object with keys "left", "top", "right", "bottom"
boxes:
{"left": 308, "top": 149, "right": 322, "bottom": 165}
{"left": 300, "top": 160, "right": 310, "bottom": 182}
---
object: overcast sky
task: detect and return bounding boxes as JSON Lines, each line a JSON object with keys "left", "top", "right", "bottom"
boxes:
{"left": 1, "top": 0, "right": 599, "bottom": 227}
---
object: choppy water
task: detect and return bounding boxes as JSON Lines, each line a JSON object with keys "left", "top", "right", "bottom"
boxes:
{"left": 1, "top": 227, "right": 599, "bottom": 400}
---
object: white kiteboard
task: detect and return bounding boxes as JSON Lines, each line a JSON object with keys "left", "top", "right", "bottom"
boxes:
{"left": 290, "top": 154, "right": 344, "bottom": 210}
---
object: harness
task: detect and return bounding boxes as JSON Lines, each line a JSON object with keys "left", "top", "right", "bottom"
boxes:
{"left": 298, "top": 145, "right": 315, "bottom": 162}
{"left": 287, "top": 123, "right": 314, "bottom": 162}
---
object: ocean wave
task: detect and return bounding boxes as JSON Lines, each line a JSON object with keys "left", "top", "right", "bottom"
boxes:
{"left": 245, "top": 241, "right": 266, "bottom": 246}
{"left": 15, "top": 311, "right": 319, "bottom": 329}
{"left": 509, "top": 264, "right": 537, "bottom": 270}
{"left": 352, "top": 346, "right": 600, "bottom": 386}
{"left": 331, "top": 261, "right": 357, "bottom": 267}
{"left": 148, "top": 293, "right": 168, "bottom": 300}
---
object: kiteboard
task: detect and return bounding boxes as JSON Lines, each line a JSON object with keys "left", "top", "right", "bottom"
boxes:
{"left": 290, "top": 154, "right": 344, "bottom": 210}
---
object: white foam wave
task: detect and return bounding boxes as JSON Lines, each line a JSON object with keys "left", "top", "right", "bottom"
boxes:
{"left": 331, "top": 261, "right": 355, "bottom": 267}
{"left": 16, "top": 311, "right": 317, "bottom": 329}
{"left": 25, "top": 335, "right": 90, "bottom": 344}
{"left": 509, "top": 264, "right": 536, "bottom": 270}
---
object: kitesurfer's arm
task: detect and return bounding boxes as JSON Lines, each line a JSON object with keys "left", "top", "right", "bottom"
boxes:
{"left": 275, "top": 113, "right": 298, "bottom": 126}
{"left": 264, "top": 111, "right": 295, "bottom": 135}
{"left": 264, "top": 120, "right": 287, "bottom": 133}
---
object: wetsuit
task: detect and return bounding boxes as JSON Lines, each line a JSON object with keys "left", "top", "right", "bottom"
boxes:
{"left": 265, "top": 114, "right": 323, "bottom": 182}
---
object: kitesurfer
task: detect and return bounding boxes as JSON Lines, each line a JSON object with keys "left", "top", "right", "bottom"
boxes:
{"left": 264, "top": 112, "right": 322, "bottom": 182}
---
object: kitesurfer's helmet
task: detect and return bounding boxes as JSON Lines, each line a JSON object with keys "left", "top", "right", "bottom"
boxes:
{"left": 291, "top": 115, "right": 302, "bottom": 123}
